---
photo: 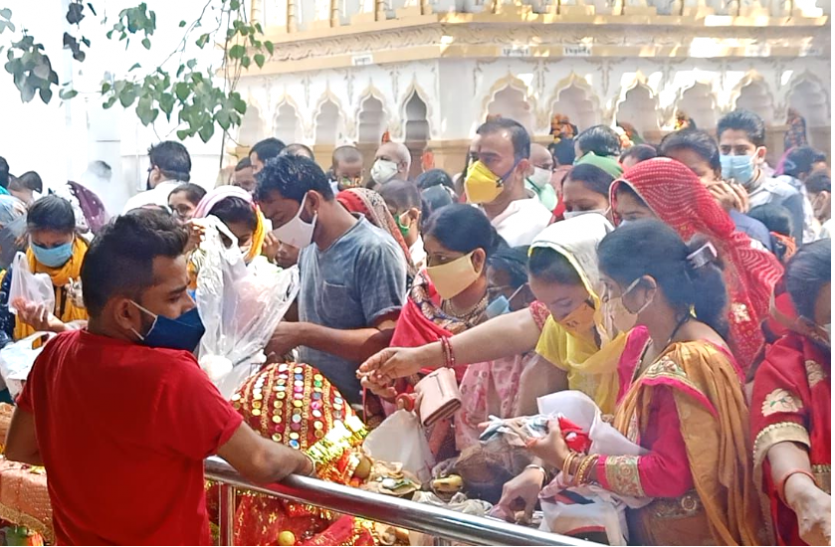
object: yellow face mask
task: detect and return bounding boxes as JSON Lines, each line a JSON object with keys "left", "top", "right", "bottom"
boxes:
{"left": 465, "top": 161, "right": 506, "bottom": 204}
{"left": 426, "top": 252, "right": 481, "bottom": 300}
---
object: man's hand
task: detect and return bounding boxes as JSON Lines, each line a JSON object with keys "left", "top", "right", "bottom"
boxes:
{"left": 265, "top": 322, "right": 306, "bottom": 361}
{"left": 262, "top": 231, "right": 280, "bottom": 262}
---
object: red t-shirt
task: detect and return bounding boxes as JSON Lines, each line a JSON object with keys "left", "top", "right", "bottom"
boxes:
{"left": 17, "top": 330, "right": 243, "bottom": 546}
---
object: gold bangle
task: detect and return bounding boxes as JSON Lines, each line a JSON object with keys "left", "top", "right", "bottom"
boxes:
{"left": 573, "top": 455, "right": 594, "bottom": 487}
{"left": 578, "top": 455, "right": 600, "bottom": 485}
{"left": 562, "top": 451, "right": 577, "bottom": 477}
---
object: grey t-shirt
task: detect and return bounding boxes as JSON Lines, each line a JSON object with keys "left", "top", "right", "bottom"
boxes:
{"left": 298, "top": 217, "right": 407, "bottom": 403}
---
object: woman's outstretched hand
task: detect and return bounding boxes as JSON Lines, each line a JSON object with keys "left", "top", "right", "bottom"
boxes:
{"left": 357, "top": 346, "right": 426, "bottom": 384}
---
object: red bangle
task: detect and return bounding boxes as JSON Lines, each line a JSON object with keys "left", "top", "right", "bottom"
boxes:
{"left": 440, "top": 336, "right": 456, "bottom": 368}
{"left": 778, "top": 469, "right": 818, "bottom": 505}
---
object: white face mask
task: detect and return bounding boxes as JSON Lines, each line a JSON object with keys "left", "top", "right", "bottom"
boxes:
{"left": 527, "top": 167, "right": 552, "bottom": 189}
{"left": 273, "top": 193, "right": 317, "bottom": 249}
{"left": 371, "top": 159, "right": 399, "bottom": 185}
{"left": 563, "top": 208, "right": 609, "bottom": 220}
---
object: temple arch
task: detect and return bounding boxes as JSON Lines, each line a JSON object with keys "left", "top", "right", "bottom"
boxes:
{"left": 274, "top": 101, "right": 302, "bottom": 144}
{"left": 357, "top": 94, "right": 388, "bottom": 143}
{"left": 314, "top": 99, "right": 342, "bottom": 145}
{"left": 237, "top": 104, "right": 266, "bottom": 146}
{"left": 676, "top": 82, "right": 718, "bottom": 130}
{"left": 615, "top": 82, "right": 660, "bottom": 135}
{"left": 485, "top": 84, "right": 535, "bottom": 134}
{"left": 734, "top": 78, "right": 775, "bottom": 125}
{"left": 550, "top": 81, "right": 600, "bottom": 132}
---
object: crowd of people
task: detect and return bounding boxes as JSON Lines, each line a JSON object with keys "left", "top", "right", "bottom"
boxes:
{"left": 0, "top": 105, "right": 829, "bottom": 546}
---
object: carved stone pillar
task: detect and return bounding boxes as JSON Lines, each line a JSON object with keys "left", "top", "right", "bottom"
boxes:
{"left": 353, "top": 0, "right": 386, "bottom": 23}
{"left": 310, "top": 0, "right": 336, "bottom": 29}
{"left": 622, "top": 0, "right": 657, "bottom": 15}
{"left": 558, "top": 0, "right": 595, "bottom": 16}
{"left": 250, "top": 0, "right": 265, "bottom": 24}
{"left": 287, "top": 0, "right": 298, "bottom": 32}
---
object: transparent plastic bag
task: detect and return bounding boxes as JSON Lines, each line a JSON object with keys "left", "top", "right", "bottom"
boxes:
{"left": 8, "top": 252, "right": 54, "bottom": 316}
{"left": 194, "top": 217, "right": 299, "bottom": 399}
{"left": 0, "top": 332, "right": 54, "bottom": 398}
{"left": 363, "top": 410, "right": 435, "bottom": 485}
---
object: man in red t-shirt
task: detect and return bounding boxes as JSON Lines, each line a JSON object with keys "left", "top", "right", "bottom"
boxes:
{"left": 5, "top": 210, "right": 312, "bottom": 545}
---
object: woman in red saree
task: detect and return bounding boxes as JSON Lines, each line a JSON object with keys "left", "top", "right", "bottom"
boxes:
{"left": 527, "top": 219, "right": 763, "bottom": 545}
{"left": 751, "top": 240, "right": 831, "bottom": 545}
{"left": 610, "top": 157, "right": 783, "bottom": 372}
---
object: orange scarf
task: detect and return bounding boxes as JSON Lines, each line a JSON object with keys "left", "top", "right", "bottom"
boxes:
{"left": 14, "top": 237, "right": 89, "bottom": 341}
{"left": 614, "top": 341, "right": 763, "bottom": 545}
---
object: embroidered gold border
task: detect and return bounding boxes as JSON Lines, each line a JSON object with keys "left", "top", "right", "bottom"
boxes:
{"left": 752, "top": 421, "right": 810, "bottom": 468}
{"left": 813, "top": 464, "right": 831, "bottom": 494}
{"left": 604, "top": 455, "right": 645, "bottom": 498}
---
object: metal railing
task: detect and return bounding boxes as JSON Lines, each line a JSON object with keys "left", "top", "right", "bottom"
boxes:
{"left": 205, "top": 457, "right": 594, "bottom": 546}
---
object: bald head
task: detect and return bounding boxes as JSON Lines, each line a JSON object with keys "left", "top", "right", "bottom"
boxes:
{"left": 529, "top": 143, "right": 554, "bottom": 171}
{"left": 373, "top": 142, "right": 411, "bottom": 184}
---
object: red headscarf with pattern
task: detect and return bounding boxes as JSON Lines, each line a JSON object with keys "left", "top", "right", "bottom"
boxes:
{"left": 610, "top": 157, "right": 784, "bottom": 370}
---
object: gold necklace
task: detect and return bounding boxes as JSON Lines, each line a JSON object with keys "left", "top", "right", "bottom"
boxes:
{"left": 442, "top": 293, "right": 489, "bottom": 322}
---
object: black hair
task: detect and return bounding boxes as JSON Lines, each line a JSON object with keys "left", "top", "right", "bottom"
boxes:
{"left": 528, "top": 248, "right": 583, "bottom": 286}
{"left": 0, "top": 157, "right": 8, "bottom": 189}
{"left": 566, "top": 164, "right": 614, "bottom": 198}
{"left": 208, "top": 196, "right": 258, "bottom": 232}
{"left": 10, "top": 171, "right": 43, "bottom": 193}
{"left": 488, "top": 246, "right": 529, "bottom": 289}
{"left": 785, "top": 238, "right": 831, "bottom": 320}
{"left": 576, "top": 125, "right": 622, "bottom": 157}
{"left": 423, "top": 203, "right": 503, "bottom": 259}
{"left": 620, "top": 144, "right": 658, "bottom": 165}
{"left": 255, "top": 154, "right": 334, "bottom": 203}
{"left": 27, "top": 195, "right": 75, "bottom": 234}
{"left": 615, "top": 181, "right": 646, "bottom": 205}
{"left": 717, "top": 109, "right": 766, "bottom": 148}
{"left": 415, "top": 169, "right": 454, "bottom": 191}
{"left": 281, "top": 143, "right": 315, "bottom": 161}
{"left": 250, "top": 138, "right": 286, "bottom": 163}
{"left": 475, "top": 118, "right": 531, "bottom": 161}
{"left": 235, "top": 157, "right": 252, "bottom": 171}
{"left": 805, "top": 171, "right": 831, "bottom": 194}
{"left": 748, "top": 204, "right": 793, "bottom": 238}
{"left": 784, "top": 146, "right": 827, "bottom": 179}
{"left": 332, "top": 145, "right": 363, "bottom": 166}
{"left": 598, "top": 219, "right": 729, "bottom": 338}
{"left": 81, "top": 209, "right": 189, "bottom": 317}
{"left": 148, "top": 141, "right": 192, "bottom": 182}
{"left": 549, "top": 138, "right": 576, "bottom": 167}
{"left": 169, "top": 183, "right": 207, "bottom": 207}
{"left": 659, "top": 129, "right": 722, "bottom": 175}
{"left": 420, "top": 185, "right": 454, "bottom": 230}
{"left": 380, "top": 179, "right": 421, "bottom": 210}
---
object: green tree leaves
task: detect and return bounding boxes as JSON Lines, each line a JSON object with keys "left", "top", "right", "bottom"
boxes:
{"left": 1, "top": 0, "right": 278, "bottom": 142}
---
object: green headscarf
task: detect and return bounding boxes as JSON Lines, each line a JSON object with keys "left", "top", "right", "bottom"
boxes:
{"left": 576, "top": 152, "right": 624, "bottom": 179}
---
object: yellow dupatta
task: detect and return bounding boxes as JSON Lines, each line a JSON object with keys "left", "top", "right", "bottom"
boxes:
{"left": 14, "top": 237, "right": 89, "bottom": 341}
{"left": 613, "top": 341, "right": 763, "bottom": 545}
{"left": 531, "top": 214, "right": 625, "bottom": 414}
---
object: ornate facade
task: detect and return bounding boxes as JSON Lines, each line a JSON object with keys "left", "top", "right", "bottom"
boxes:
{"left": 234, "top": 0, "right": 831, "bottom": 175}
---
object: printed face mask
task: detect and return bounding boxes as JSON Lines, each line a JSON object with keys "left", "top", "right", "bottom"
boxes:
{"left": 131, "top": 302, "right": 206, "bottom": 353}
{"left": 556, "top": 299, "right": 597, "bottom": 338}
{"left": 273, "top": 193, "right": 317, "bottom": 249}
{"left": 426, "top": 252, "right": 481, "bottom": 300}
{"left": 371, "top": 159, "right": 399, "bottom": 185}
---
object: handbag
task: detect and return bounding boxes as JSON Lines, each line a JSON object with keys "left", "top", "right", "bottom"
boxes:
{"left": 414, "top": 367, "right": 461, "bottom": 428}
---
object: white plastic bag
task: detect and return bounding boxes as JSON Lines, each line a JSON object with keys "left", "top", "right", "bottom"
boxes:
{"left": 8, "top": 252, "right": 54, "bottom": 315}
{"left": 531, "top": 391, "right": 651, "bottom": 545}
{"left": 363, "top": 410, "right": 435, "bottom": 485}
{"left": 0, "top": 332, "right": 54, "bottom": 398}
{"left": 194, "top": 217, "right": 300, "bottom": 399}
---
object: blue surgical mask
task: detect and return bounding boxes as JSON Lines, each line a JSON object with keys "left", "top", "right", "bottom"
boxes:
{"left": 486, "top": 295, "right": 510, "bottom": 319}
{"left": 131, "top": 302, "right": 205, "bottom": 353}
{"left": 31, "top": 240, "right": 74, "bottom": 268}
{"left": 720, "top": 154, "right": 755, "bottom": 185}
